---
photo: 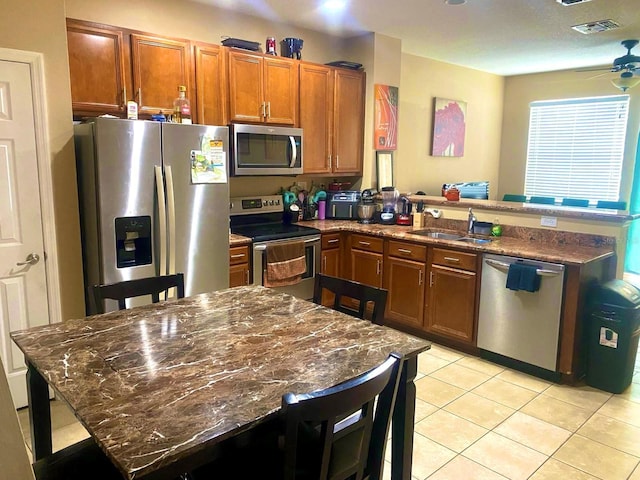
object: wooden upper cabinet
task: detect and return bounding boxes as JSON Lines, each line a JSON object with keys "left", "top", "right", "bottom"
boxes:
{"left": 300, "top": 63, "right": 334, "bottom": 175}
{"left": 66, "top": 19, "right": 128, "bottom": 115}
{"left": 130, "top": 34, "right": 193, "bottom": 116}
{"left": 333, "top": 69, "right": 365, "bottom": 174}
{"left": 227, "top": 50, "right": 297, "bottom": 125}
{"left": 194, "top": 44, "right": 227, "bottom": 126}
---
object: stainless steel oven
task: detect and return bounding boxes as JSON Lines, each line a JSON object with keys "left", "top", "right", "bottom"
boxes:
{"left": 253, "top": 235, "right": 321, "bottom": 300}
{"left": 230, "top": 195, "right": 321, "bottom": 300}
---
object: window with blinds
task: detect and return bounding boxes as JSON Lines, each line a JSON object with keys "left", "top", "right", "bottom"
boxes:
{"left": 524, "top": 95, "right": 629, "bottom": 203}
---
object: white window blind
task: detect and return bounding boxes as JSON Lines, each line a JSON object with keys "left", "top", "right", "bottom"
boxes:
{"left": 524, "top": 95, "right": 629, "bottom": 202}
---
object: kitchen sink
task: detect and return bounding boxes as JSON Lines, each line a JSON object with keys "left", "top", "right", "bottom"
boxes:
{"left": 456, "top": 237, "right": 492, "bottom": 244}
{"left": 411, "top": 229, "right": 492, "bottom": 244}
{"left": 411, "top": 229, "right": 462, "bottom": 240}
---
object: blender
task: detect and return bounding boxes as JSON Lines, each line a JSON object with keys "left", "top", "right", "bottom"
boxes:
{"left": 379, "top": 187, "right": 398, "bottom": 225}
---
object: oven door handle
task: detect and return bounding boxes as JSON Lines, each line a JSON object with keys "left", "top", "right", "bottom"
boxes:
{"left": 253, "top": 236, "right": 321, "bottom": 251}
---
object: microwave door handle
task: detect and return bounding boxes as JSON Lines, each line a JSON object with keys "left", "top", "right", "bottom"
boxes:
{"left": 289, "top": 136, "right": 297, "bottom": 168}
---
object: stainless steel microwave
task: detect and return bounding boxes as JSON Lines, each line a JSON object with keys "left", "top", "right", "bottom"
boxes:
{"left": 230, "top": 124, "right": 303, "bottom": 176}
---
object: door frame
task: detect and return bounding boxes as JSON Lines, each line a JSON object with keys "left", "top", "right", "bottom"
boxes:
{"left": 1, "top": 47, "right": 61, "bottom": 326}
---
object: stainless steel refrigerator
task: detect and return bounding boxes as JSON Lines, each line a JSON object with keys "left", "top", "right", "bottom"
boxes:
{"left": 75, "top": 117, "right": 229, "bottom": 313}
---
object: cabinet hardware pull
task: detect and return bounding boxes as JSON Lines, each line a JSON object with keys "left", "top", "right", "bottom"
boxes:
{"left": 419, "top": 270, "right": 423, "bottom": 286}
{"left": 261, "top": 102, "right": 266, "bottom": 118}
{"left": 376, "top": 260, "right": 381, "bottom": 275}
{"left": 230, "top": 254, "right": 245, "bottom": 259}
{"left": 267, "top": 101, "right": 271, "bottom": 118}
{"left": 123, "top": 86, "right": 127, "bottom": 108}
{"left": 335, "top": 155, "right": 339, "bottom": 169}
{"left": 429, "top": 271, "right": 434, "bottom": 286}
{"left": 245, "top": 269, "right": 250, "bottom": 285}
{"left": 323, "top": 255, "right": 327, "bottom": 271}
{"left": 328, "top": 239, "right": 339, "bottom": 244}
{"left": 358, "top": 241, "right": 371, "bottom": 246}
{"left": 328, "top": 155, "right": 332, "bottom": 169}
{"left": 398, "top": 248, "right": 412, "bottom": 254}
{"left": 137, "top": 88, "right": 142, "bottom": 107}
{"left": 443, "top": 256, "right": 460, "bottom": 263}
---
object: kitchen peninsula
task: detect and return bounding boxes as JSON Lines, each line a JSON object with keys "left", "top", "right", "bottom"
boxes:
{"left": 229, "top": 198, "right": 626, "bottom": 383}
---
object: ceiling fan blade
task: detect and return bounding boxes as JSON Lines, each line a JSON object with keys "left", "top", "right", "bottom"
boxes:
{"left": 575, "top": 66, "right": 614, "bottom": 73}
{"left": 586, "top": 71, "right": 615, "bottom": 80}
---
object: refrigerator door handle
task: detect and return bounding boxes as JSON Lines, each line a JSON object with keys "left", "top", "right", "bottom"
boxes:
{"left": 165, "top": 165, "right": 176, "bottom": 276}
{"left": 155, "top": 166, "right": 167, "bottom": 277}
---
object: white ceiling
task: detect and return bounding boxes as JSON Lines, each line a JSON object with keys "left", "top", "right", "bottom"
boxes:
{"left": 194, "top": 0, "right": 640, "bottom": 76}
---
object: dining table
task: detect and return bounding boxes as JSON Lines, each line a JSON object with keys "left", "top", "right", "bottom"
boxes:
{"left": 11, "top": 285, "right": 430, "bottom": 480}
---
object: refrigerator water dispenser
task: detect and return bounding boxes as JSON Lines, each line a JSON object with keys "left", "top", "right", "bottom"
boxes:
{"left": 115, "top": 216, "right": 152, "bottom": 268}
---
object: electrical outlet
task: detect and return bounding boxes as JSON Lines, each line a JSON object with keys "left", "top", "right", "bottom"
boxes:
{"left": 541, "top": 216, "right": 557, "bottom": 228}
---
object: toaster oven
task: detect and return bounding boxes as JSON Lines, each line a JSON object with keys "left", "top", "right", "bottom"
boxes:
{"left": 326, "top": 191, "right": 361, "bottom": 220}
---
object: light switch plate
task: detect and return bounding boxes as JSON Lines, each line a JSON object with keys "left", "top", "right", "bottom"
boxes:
{"left": 541, "top": 216, "right": 557, "bottom": 227}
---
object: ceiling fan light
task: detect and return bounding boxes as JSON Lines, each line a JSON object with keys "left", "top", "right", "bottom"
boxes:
{"left": 444, "top": 0, "right": 467, "bottom": 5}
{"left": 611, "top": 74, "right": 640, "bottom": 92}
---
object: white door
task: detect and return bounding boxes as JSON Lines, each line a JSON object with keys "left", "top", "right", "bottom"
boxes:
{"left": 0, "top": 60, "right": 50, "bottom": 408}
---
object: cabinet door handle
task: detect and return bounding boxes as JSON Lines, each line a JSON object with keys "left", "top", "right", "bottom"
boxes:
{"left": 419, "top": 269, "right": 423, "bottom": 286}
{"left": 245, "top": 269, "right": 250, "bottom": 285}
{"left": 429, "top": 271, "right": 434, "bottom": 287}
{"left": 335, "top": 155, "right": 340, "bottom": 169}
{"left": 443, "top": 256, "right": 460, "bottom": 263}
{"left": 123, "top": 86, "right": 127, "bottom": 108}
{"left": 327, "top": 239, "right": 339, "bottom": 244}
{"left": 376, "top": 260, "right": 381, "bottom": 275}
{"left": 261, "top": 102, "right": 266, "bottom": 118}
{"left": 328, "top": 155, "right": 332, "bottom": 169}
{"left": 137, "top": 88, "right": 142, "bottom": 108}
{"left": 230, "top": 253, "right": 246, "bottom": 259}
{"left": 322, "top": 255, "right": 327, "bottom": 272}
{"left": 398, "top": 248, "right": 413, "bottom": 255}
{"left": 266, "top": 101, "right": 271, "bottom": 118}
{"left": 358, "top": 241, "right": 371, "bottom": 246}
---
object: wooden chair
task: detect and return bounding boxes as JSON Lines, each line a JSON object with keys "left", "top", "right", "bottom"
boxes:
{"left": 313, "top": 274, "right": 388, "bottom": 325}
{"left": 90, "top": 273, "right": 185, "bottom": 314}
{"left": 0, "top": 358, "right": 123, "bottom": 480}
{"left": 596, "top": 200, "right": 627, "bottom": 210}
{"left": 281, "top": 352, "right": 403, "bottom": 480}
{"left": 561, "top": 198, "right": 590, "bottom": 207}
{"left": 528, "top": 196, "right": 556, "bottom": 205}
{"left": 502, "top": 194, "right": 526, "bottom": 202}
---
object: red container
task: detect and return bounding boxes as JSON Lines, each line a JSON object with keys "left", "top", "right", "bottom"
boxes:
{"left": 266, "top": 37, "right": 276, "bottom": 55}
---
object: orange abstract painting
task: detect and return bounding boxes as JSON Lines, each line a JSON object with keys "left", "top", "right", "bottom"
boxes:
{"left": 374, "top": 84, "right": 398, "bottom": 150}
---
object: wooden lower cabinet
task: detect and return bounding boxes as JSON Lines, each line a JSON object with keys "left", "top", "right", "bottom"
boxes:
{"left": 229, "top": 245, "right": 250, "bottom": 287}
{"left": 349, "top": 234, "right": 383, "bottom": 288}
{"left": 425, "top": 248, "right": 478, "bottom": 344}
{"left": 320, "top": 233, "right": 342, "bottom": 306}
{"left": 384, "top": 241, "right": 427, "bottom": 329}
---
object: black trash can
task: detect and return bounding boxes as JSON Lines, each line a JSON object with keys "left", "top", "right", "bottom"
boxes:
{"left": 586, "top": 279, "right": 640, "bottom": 393}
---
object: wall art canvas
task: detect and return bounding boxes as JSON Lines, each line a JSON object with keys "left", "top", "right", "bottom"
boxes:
{"left": 374, "top": 84, "right": 398, "bottom": 150}
{"left": 431, "top": 97, "right": 466, "bottom": 157}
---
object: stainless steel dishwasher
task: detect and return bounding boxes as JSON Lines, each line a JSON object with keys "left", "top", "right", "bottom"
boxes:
{"left": 477, "top": 253, "right": 565, "bottom": 372}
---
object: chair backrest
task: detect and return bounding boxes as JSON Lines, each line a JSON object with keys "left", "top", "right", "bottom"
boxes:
{"left": 561, "top": 198, "right": 590, "bottom": 207}
{"left": 313, "top": 274, "right": 388, "bottom": 325}
{"left": 0, "top": 358, "right": 37, "bottom": 480}
{"left": 596, "top": 200, "right": 627, "bottom": 210}
{"left": 90, "top": 273, "right": 185, "bottom": 314}
{"left": 528, "top": 196, "right": 556, "bottom": 205}
{"left": 502, "top": 194, "right": 526, "bottom": 203}
{"left": 281, "top": 352, "right": 403, "bottom": 480}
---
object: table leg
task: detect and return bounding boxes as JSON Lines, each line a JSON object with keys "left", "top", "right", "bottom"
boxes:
{"left": 391, "top": 356, "right": 417, "bottom": 480}
{"left": 27, "top": 361, "right": 52, "bottom": 460}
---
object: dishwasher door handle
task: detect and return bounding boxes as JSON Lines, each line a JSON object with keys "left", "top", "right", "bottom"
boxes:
{"left": 484, "top": 258, "right": 562, "bottom": 277}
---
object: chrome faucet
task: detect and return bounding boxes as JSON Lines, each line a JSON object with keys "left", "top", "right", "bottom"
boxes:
{"left": 467, "top": 208, "right": 476, "bottom": 234}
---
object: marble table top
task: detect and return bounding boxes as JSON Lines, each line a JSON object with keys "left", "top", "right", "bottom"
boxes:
{"left": 11, "top": 286, "right": 429, "bottom": 479}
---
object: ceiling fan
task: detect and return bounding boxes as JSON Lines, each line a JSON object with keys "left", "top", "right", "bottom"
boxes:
{"left": 579, "top": 39, "right": 640, "bottom": 91}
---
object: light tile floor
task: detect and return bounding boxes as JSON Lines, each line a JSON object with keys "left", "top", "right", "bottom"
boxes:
{"left": 17, "top": 343, "right": 640, "bottom": 480}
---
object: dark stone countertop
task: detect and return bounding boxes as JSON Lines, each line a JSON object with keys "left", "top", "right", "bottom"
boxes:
{"left": 11, "top": 286, "right": 429, "bottom": 479}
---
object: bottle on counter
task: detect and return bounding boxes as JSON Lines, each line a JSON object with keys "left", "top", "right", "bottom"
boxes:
{"left": 173, "top": 85, "right": 192, "bottom": 124}
{"left": 126, "top": 99, "right": 138, "bottom": 120}
{"left": 491, "top": 218, "right": 502, "bottom": 237}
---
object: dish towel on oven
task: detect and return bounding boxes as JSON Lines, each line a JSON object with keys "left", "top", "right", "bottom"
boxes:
{"left": 264, "top": 240, "right": 306, "bottom": 287}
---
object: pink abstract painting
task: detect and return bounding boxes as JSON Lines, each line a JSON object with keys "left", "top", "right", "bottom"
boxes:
{"left": 431, "top": 98, "right": 466, "bottom": 157}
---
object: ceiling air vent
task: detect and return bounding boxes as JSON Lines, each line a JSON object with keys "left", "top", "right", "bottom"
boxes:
{"left": 557, "top": 0, "right": 592, "bottom": 5}
{"left": 572, "top": 19, "right": 620, "bottom": 34}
